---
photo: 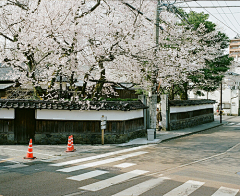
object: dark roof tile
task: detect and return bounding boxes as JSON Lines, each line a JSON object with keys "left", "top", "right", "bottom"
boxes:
{"left": 0, "top": 99, "right": 147, "bottom": 111}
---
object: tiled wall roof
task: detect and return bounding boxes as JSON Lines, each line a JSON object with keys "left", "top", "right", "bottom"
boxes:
{"left": 169, "top": 99, "right": 216, "bottom": 106}
{"left": 0, "top": 99, "right": 147, "bottom": 111}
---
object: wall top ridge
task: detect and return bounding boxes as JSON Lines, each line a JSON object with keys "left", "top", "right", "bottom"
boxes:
{"left": 169, "top": 99, "right": 216, "bottom": 106}
{"left": 0, "top": 99, "right": 147, "bottom": 111}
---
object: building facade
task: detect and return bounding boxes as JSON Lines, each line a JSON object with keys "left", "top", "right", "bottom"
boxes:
{"left": 229, "top": 37, "right": 240, "bottom": 61}
{"left": 188, "top": 36, "right": 240, "bottom": 115}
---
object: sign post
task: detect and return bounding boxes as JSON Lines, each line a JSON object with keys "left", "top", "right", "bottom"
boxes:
{"left": 100, "top": 115, "right": 107, "bottom": 145}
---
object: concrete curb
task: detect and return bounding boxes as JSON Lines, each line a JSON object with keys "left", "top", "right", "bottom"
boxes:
{"left": 118, "top": 120, "right": 227, "bottom": 147}
{"left": 158, "top": 123, "right": 223, "bottom": 143}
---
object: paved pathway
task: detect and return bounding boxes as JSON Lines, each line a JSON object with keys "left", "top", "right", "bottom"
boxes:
{"left": 118, "top": 115, "right": 236, "bottom": 146}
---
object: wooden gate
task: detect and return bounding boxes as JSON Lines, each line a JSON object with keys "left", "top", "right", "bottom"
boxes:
{"left": 14, "top": 109, "right": 36, "bottom": 143}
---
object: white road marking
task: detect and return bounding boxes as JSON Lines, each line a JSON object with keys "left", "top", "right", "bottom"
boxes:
{"left": 4, "top": 163, "right": 28, "bottom": 168}
{"left": 163, "top": 180, "right": 205, "bottom": 196}
{"left": 114, "top": 163, "right": 136, "bottom": 168}
{"left": 79, "top": 169, "right": 149, "bottom": 191}
{"left": 57, "top": 151, "right": 148, "bottom": 172}
{"left": 112, "top": 177, "right": 170, "bottom": 196}
{"left": 50, "top": 145, "right": 152, "bottom": 166}
{"left": 67, "top": 170, "right": 108, "bottom": 182}
{"left": 0, "top": 159, "right": 20, "bottom": 164}
{"left": 64, "top": 191, "right": 86, "bottom": 196}
{"left": 211, "top": 186, "right": 239, "bottom": 196}
{"left": 1, "top": 147, "right": 56, "bottom": 157}
{"left": 228, "top": 123, "right": 235, "bottom": 125}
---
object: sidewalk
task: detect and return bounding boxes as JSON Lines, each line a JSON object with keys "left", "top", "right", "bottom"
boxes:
{"left": 118, "top": 115, "right": 236, "bottom": 146}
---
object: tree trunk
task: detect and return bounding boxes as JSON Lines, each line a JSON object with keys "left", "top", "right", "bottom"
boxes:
{"left": 169, "top": 84, "right": 175, "bottom": 100}
{"left": 92, "top": 61, "right": 105, "bottom": 99}
{"left": 33, "top": 86, "right": 44, "bottom": 99}
{"left": 59, "top": 73, "right": 62, "bottom": 99}
{"left": 81, "top": 65, "right": 95, "bottom": 97}
{"left": 180, "top": 82, "right": 188, "bottom": 100}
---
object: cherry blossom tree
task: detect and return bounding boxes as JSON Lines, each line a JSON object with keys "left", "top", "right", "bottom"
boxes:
{"left": 0, "top": 0, "right": 223, "bottom": 101}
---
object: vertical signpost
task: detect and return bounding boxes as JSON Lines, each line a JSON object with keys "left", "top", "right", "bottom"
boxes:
{"left": 101, "top": 115, "right": 107, "bottom": 145}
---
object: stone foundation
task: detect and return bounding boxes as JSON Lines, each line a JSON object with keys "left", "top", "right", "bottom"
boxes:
{"left": 0, "top": 133, "right": 14, "bottom": 144}
{"left": 34, "top": 129, "right": 146, "bottom": 145}
{"left": 169, "top": 113, "right": 214, "bottom": 130}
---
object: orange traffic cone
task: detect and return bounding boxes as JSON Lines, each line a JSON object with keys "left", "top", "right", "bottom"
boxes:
{"left": 71, "top": 135, "right": 76, "bottom": 152}
{"left": 24, "top": 139, "right": 36, "bottom": 159}
{"left": 66, "top": 136, "right": 75, "bottom": 152}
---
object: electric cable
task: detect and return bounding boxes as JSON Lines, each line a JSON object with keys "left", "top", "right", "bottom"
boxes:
{"left": 178, "top": 5, "right": 240, "bottom": 8}
{"left": 194, "top": 1, "right": 239, "bottom": 35}
{"left": 224, "top": 1, "right": 240, "bottom": 28}
{"left": 211, "top": 1, "right": 229, "bottom": 30}
{"left": 216, "top": 1, "right": 239, "bottom": 33}
{"left": 214, "top": 12, "right": 240, "bottom": 15}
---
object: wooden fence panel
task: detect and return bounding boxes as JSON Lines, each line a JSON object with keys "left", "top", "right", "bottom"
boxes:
{"left": 0, "top": 119, "right": 14, "bottom": 133}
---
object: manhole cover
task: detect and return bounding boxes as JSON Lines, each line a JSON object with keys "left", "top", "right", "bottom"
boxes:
{"left": 96, "top": 166, "right": 121, "bottom": 171}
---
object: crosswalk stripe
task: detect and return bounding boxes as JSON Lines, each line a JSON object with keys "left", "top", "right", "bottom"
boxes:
{"left": 3, "top": 163, "right": 28, "bottom": 168}
{"left": 114, "top": 163, "right": 136, "bottom": 168}
{"left": 57, "top": 151, "right": 148, "bottom": 172}
{"left": 66, "top": 170, "right": 109, "bottom": 182}
{"left": 211, "top": 186, "right": 239, "bottom": 196}
{"left": 50, "top": 145, "right": 151, "bottom": 167}
{"left": 79, "top": 169, "right": 149, "bottom": 191}
{"left": 163, "top": 180, "right": 205, "bottom": 196}
{"left": 112, "top": 177, "right": 170, "bottom": 196}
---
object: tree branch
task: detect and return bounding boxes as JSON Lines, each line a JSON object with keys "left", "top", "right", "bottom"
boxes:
{"left": 75, "top": 0, "right": 101, "bottom": 19}
{"left": 7, "top": 0, "right": 28, "bottom": 10}
{"left": 36, "top": 51, "right": 52, "bottom": 65}
{"left": 0, "top": 32, "right": 15, "bottom": 42}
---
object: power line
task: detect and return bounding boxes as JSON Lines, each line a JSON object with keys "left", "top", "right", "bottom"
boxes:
{"left": 194, "top": 1, "right": 239, "bottom": 35}
{"left": 224, "top": 1, "right": 240, "bottom": 28}
{"left": 175, "top": 0, "right": 205, "bottom": 4}
{"left": 216, "top": 1, "right": 239, "bottom": 33}
{"left": 178, "top": 5, "right": 240, "bottom": 8}
{"left": 214, "top": 12, "right": 240, "bottom": 14}
{"left": 216, "top": 1, "right": 237, "bottom": 33}
{"left": 211, "top": 1, "right": 225, "bottom": 24}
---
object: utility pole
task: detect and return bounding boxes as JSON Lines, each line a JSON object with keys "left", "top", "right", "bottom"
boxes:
{"left": 147, "top": 0, "right": 161, "bottom": 134}
{"left": 155, "top": 0, "right": 161, "bottom": 52}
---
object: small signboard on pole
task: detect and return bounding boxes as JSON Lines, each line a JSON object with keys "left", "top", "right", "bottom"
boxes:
{"left": 100, "top": 115, "right": 107, "bottom": 145}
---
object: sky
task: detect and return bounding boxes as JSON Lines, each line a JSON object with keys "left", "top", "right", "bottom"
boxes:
{"left": 176, "top": 1, "right": 240, "bottom": 39}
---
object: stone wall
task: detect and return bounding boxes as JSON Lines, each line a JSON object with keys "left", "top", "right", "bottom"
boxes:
{"left": 161, "top": 97, "right": 216, "bottom": 131}
{"left": 169, "top": 113, "right": 214, "bottom": 130}
{"left": 34, "top": 117, "right": 145, "bottom": 145}
{"left": 0, "top": 100, "right": 147, "bottom": 144}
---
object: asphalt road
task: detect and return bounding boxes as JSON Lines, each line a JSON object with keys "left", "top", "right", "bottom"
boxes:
{"left": 1, "top": 117, "right": 240, "bottom": 196}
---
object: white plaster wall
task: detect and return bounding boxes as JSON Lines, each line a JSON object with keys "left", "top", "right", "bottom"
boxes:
{"left": 189, "top": 87, "right": 239, "bottom": 115}
{"left": 0, "top": 108, "right": 15, "bottom": 119}
{"left": 36, "top": 109, "right": 143, "bottom": 121}
{"left": 170, "top": 104, "right": 213, "bottom": 113}
{"left": 230, "top": 89, "right": 239, "bottom": 115}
